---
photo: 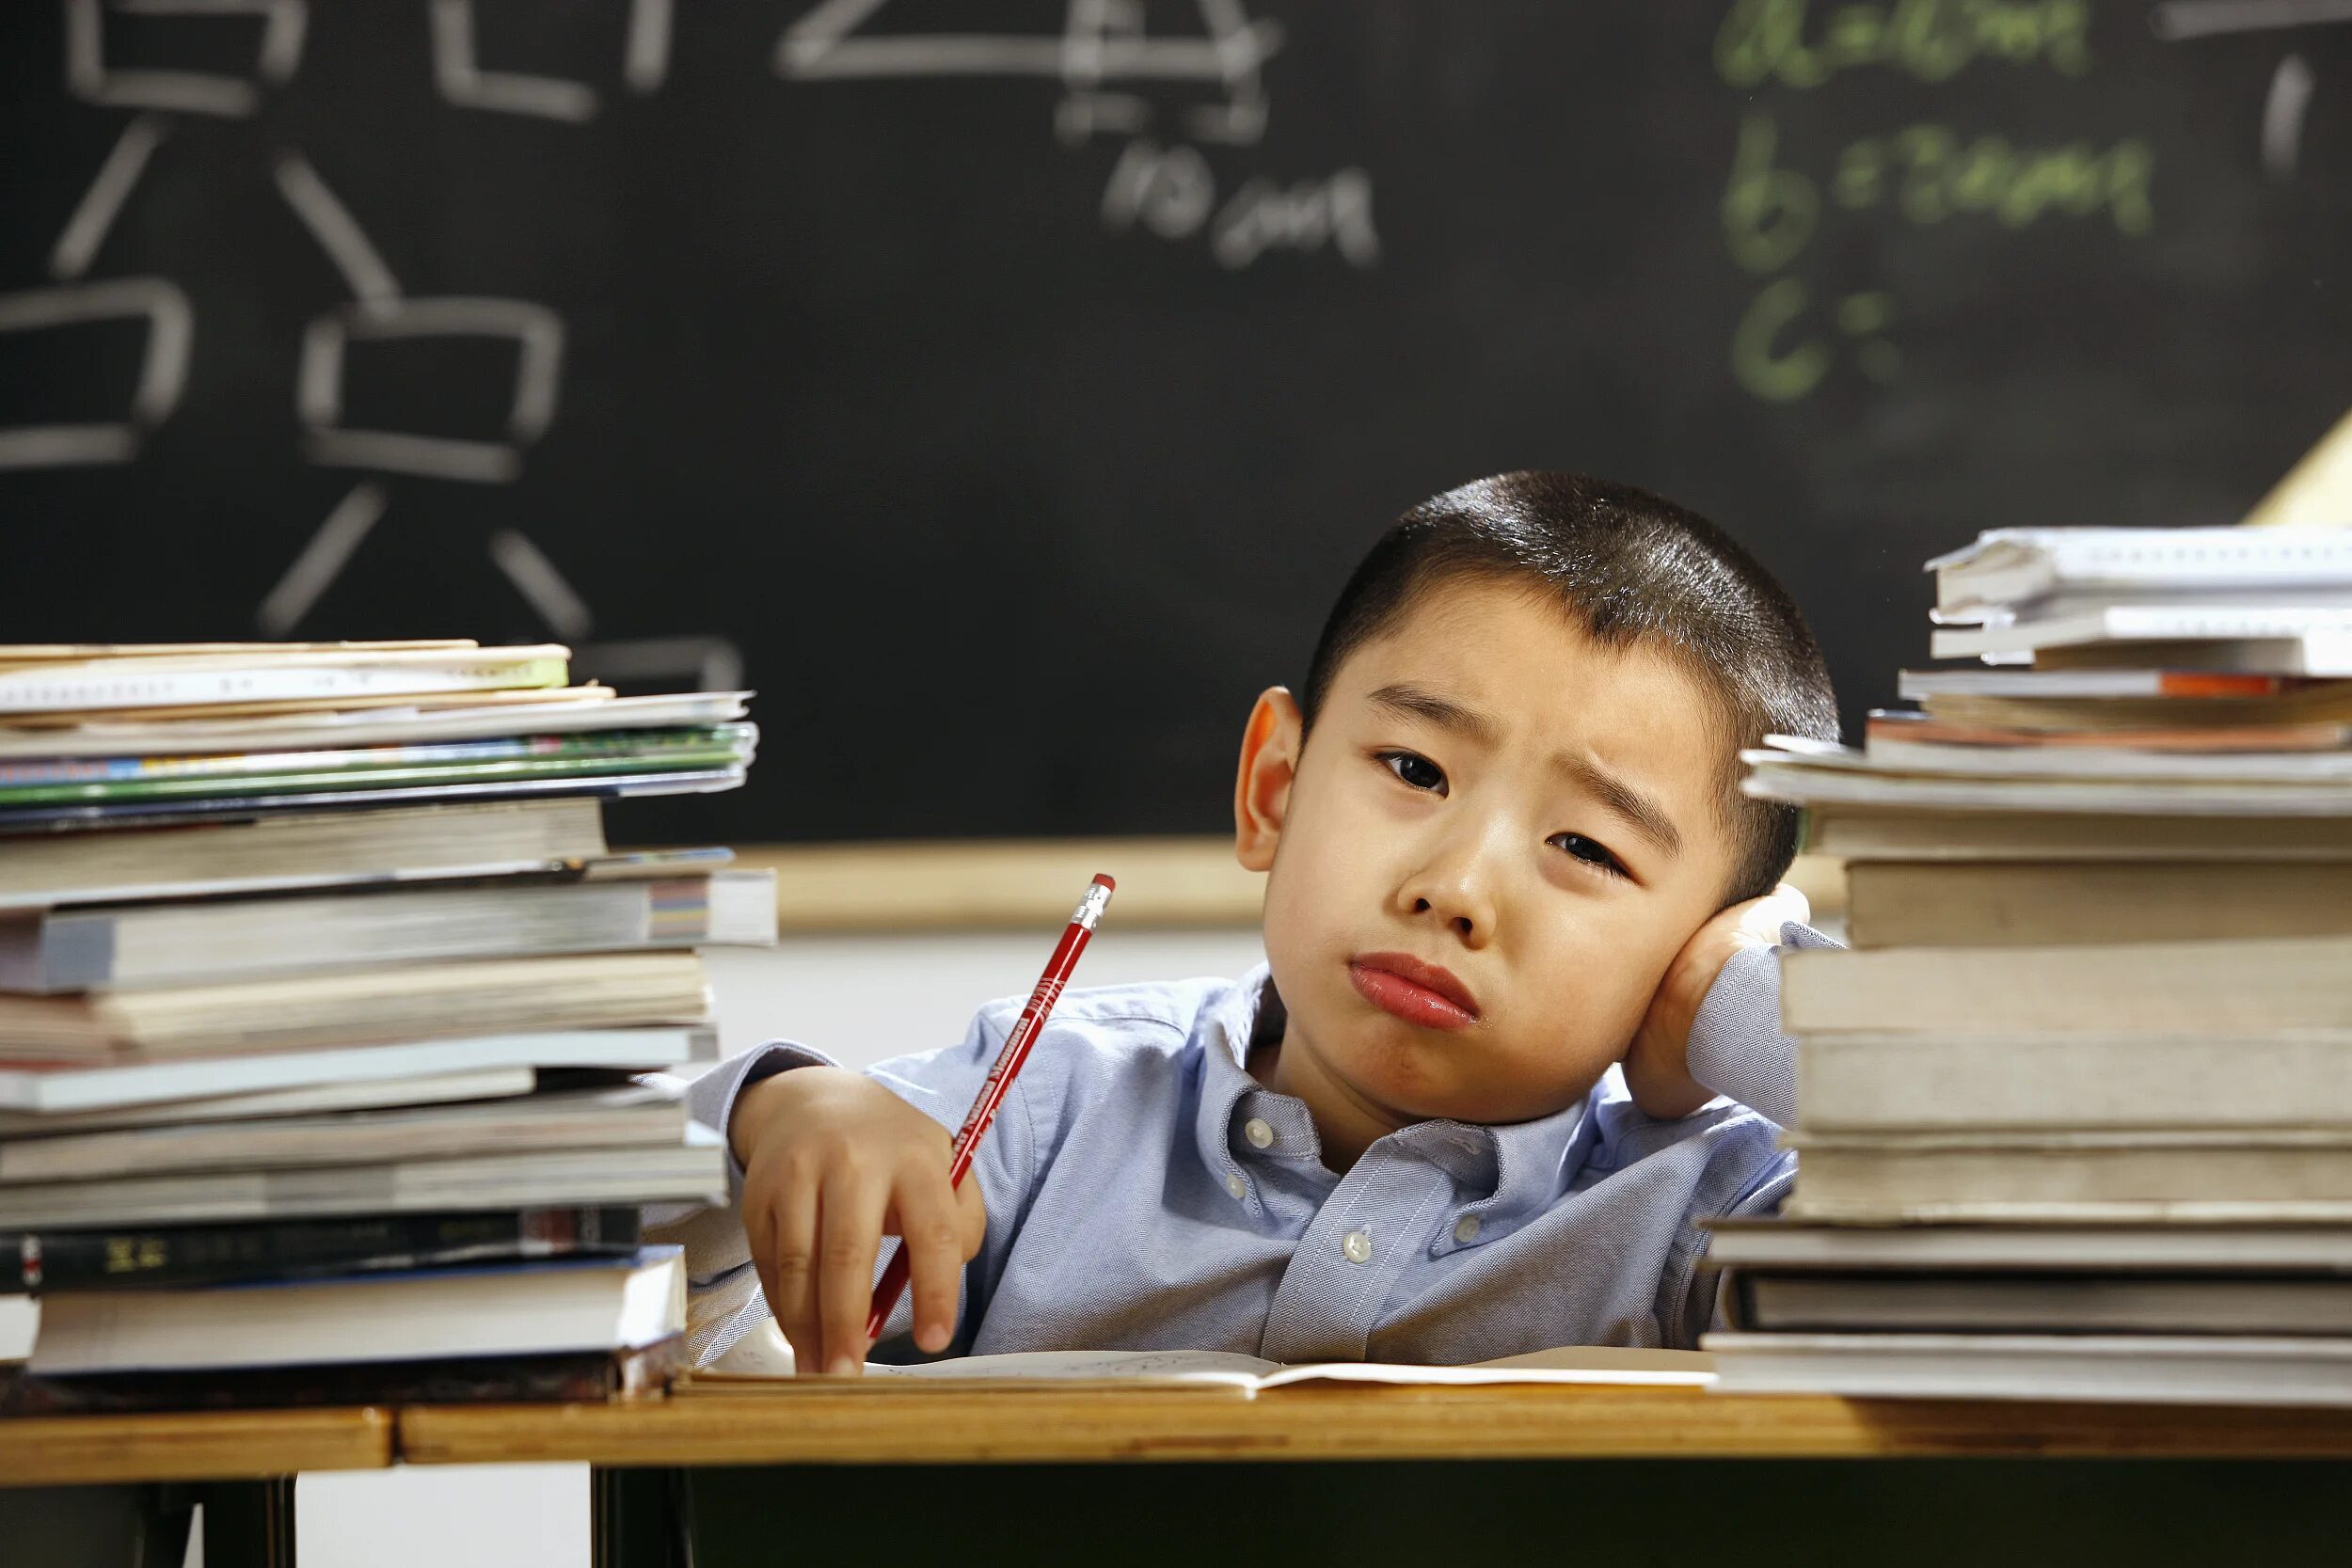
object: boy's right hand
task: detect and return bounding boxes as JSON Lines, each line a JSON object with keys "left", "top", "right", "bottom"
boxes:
{"left": 728, "top": 1067, "right": 987, "bottom": 1375}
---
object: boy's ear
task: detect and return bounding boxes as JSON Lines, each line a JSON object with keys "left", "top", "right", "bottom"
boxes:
{"left": 1233, "top": 687, "right": 1304, "bottom": 873}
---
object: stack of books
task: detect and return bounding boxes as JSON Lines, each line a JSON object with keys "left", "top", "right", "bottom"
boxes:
{"left": 1708, "top": 528, "right": 2352, "bottom": 1407}
{"left": 0, "top": 641, "right": 771, "bottom": 1412}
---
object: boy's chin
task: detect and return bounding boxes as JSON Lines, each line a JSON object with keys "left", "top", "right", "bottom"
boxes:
{"left": 1324, "top": 1032, "right": 1517, "bottom": 1125}
{"left": 1329, "top": 1036, "right": 1607, "bottom": 1128}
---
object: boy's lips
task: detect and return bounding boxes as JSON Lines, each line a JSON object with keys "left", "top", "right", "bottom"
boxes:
{"left": 1348, "top": 953, "right": 1480, "bottom": 1030}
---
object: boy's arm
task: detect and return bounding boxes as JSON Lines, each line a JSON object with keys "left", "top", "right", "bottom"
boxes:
{"left": 1635, "top": 899, "right": 1841, "bottom": 1345}
{"left": 1622, "top": 883, "right": 1840, "bottom": 1129}
{"left": 1681, "top": 918, "right": 1841, "bottom": 1130}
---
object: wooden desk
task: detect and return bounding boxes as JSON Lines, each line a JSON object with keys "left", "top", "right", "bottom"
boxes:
{"left": 10, "top": 1389, "right": 2352, "bottom": 1568}
{"left": 396, "top": 1381, "right": 2352, "bottom": 1466}
{"left": 2, "top": 1407, "right": 391, "bottom": 1568}
{"left": 398, "top": 1386, "right": 2352, "bottom": 1568}
{"left": 0, "top": 1406, "right": 391, "bottom": 1487}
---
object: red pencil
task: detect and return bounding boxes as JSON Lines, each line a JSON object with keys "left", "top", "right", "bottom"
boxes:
{"left": 864, "top": 872, "right": 1116, "bottom": 1346}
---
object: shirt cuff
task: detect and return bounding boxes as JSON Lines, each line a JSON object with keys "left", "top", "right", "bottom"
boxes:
{"left": 684, "top": 1039, "right": 842, "bottom": 1200}
{"left": 1684, "top": 919, "right": 1838, "bottom": 1131}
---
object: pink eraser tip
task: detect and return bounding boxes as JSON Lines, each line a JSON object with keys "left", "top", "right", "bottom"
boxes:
{"left": 1092, "top": 873, "right": 1116, "bottom": 892}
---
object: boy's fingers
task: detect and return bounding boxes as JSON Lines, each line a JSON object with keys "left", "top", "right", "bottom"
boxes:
{"left": 1769, "top": 880, "right": 1812, "bottom": 925}
{"left": 891, "top": 1179, "right": 966, "bottom": 1354}
{"left": 815, "top": 1171, "right": 888, "bottom": 1374}
{"left": 1737, "top": 882, "right": 1810, "bottom": 945}
{"left": 953, "top": 1177, "right": 988, "bottom": 1257}
{"left": 763, "top": 1177, "right": 820, "bottom": 1374}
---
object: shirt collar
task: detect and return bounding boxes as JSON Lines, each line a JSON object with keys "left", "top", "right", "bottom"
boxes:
{"left": 1192, "top": 963, "right": 1599, "bottom": 1239}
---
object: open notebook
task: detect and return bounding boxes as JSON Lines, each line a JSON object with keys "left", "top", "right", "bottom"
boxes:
{"left": 681, "top": 1319, "right": 1715, "bottom": 1396}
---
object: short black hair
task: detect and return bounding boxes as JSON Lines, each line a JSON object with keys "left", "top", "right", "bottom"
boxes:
{"left": 1299, "top": 471, "right": 1839, "bottom": 905}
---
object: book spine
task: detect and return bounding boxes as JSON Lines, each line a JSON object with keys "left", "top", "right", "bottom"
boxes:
{"left": 0, "top": 1206, "right": 643, "bottom": 1293}
{"left": 0, "top": 726, "right": 733, "bottom": 787}
{"left": 0, "top": 658, "right": 568, "bottom": 713}
{"left": 0, "top": 1338, "right": 681, "bottom": 1414}
{"left": 0, "top": 738, "right": 749, "bottom": 806}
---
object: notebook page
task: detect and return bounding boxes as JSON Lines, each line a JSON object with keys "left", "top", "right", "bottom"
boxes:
{"left": 694, "top": 1319, "right": 1713, "bottom": 1388}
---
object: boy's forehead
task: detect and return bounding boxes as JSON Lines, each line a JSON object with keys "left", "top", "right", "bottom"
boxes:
{"left": 1335, "top": 576, "right": 1731, "bottom": 823}
{"left": 1341, "top": 578, "right": 1707, "bottom": 732}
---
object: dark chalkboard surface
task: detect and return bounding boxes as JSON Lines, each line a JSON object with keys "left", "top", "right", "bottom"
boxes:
{"left": 2, "top": 2, "right": 2347, "bottom": 843}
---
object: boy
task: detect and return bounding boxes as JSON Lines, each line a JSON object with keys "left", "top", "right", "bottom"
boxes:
{"left": 657, "top": 470, "right": 1841, "bottom": 1374}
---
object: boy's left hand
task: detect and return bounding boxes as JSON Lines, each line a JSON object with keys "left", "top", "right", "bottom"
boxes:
{"left": 1623, "top": 882, "right": 1811, "bottom": 1120}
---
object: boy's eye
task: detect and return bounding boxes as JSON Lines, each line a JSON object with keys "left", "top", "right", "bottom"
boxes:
{"left": 1376, "top": 750, "right": 1447, "bottom": 794}
{"left": 1549, "top": 832, "right": 1628, "bottom": 879}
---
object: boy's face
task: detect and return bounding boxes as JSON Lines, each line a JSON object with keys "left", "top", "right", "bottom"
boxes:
{"left": 1237, "top": 576, "right": 1741, "bottom": 1134}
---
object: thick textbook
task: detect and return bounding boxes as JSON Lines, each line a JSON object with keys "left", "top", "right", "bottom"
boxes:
{"left": 1929, "top": 607, "right": 2352, "bottom": 665}
{"left": 1784, "top": 1128, "right": 2352, "bottom": 1217}
{"left": 0, "top": 1126, "right": 727, "bottom": 1227}
{"left": 28, "top": 1247, "right": 687, "bottom": 1374}
{"left": 1705, "top": 1332, "right": 2352, "bottom": 1406}
{"left": 1895, "top": 668, "right": 2352, "bottom": 733}
{"left": 0, "top": 723, "right": 755, "bottom": 807}
{"left": 0, "top": 1063, "right": 539, "bottom": 1136}
{"left": 1700, "top": 1217, "right": 2352, "bottom": 1274}
{"left": 0, "top": 1026, "right": 710, "bottom": 1115}
{"left": 0, "top": 1083, "right": 691, "bottom": 1183}
{"left": 1796, "top": 1029, "right": 2352, "bottom": 1132}
{"left": 0, "top": 866, "right": 777, "bottom": 991}
{"left": 1746, "top": 742, "right": 2352, "bottom": 816}
{"left": 1927, "top": 528, "right": 2352, "bottom": 617}
{"left": 1727, "top": 1273, "right": 2352, "bottom": 1336}
{"left": 3, "top": 1339, "right": 679, "bottom": 1413}
{"left": 1843, "top": 861, "right": 2352, "bottom": 948}
{"left": 1797, "top": 804, "right": 2352, "bottom": 862}
{"left": 0, "top": 764, "right": 746, "bottom": 833}
{"left": 0, "top": 645, "right": 571, "bottom": 713}
{"left": 0, "top": 950, "right": 713, "bottom": 1060}
{"left": 0, "top": 689, "right": 750, "bottom": 760}
{"left": 0, "top": 796, "right": 608, "bottom": 911}
{"left": 1861, "top": 721, "right": 2352, "bottom": 781}
{"left": 1, "top": 1206, "right": 644, "bottom": 1292}
{"left": 1781, "top": 936, "right": 2352, "bottom": 1036}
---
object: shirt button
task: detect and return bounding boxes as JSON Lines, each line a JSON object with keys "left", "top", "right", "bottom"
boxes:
{"left": 1225, "top": 1174, "right": 1247, "bottom": 1201}
{"left": 1341, "top": 1229, "right": 1373, "bottom": 1265}
{"left": 1243, "top": 1117, "right": 1275, "bottom": 1149}
{"left": 1454, "top": 1215, "right": 1482, "bottom": 1244}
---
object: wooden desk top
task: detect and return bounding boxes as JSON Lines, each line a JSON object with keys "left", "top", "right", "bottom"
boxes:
{"left": 0, "top": 1407, "right": 394, "bottom": 1486}
{"left": 8, "top": 1382, "right": 2344, "bottom": 1485}
{"left": 396, "top": 1382, "right": 2352, "bottom": 1468}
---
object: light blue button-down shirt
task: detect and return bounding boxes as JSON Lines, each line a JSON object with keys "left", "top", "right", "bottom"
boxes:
{"left": 658, "top": 927, "right": 1833, "bottom": 1368}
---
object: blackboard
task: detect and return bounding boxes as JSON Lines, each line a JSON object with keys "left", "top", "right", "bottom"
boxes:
{"left": 2, "top": 1, "right": 2347, "bottom": 845}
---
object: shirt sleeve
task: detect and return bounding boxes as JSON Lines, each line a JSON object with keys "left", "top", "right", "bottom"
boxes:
{"left": 1681, "top": 919, "right": 1841, "bottom": 1132}
{"left": 1677, "top": 920, "right": 1843, "bottom": 1340}
{"left": 641, "top": 1007, "right": 1042, "bottom": 1368}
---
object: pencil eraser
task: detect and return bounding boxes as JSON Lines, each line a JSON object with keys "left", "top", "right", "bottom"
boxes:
{"left": 1092, "top": 873, "right": 1116, "bottom": 893}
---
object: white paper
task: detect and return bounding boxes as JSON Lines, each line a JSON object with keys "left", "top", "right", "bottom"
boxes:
{"left": 700, "top": 1319, "right": 1715, "bottom": 1389}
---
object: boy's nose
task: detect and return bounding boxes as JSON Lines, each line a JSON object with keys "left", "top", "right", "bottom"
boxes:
{"left": 1397, "top": 838, "right": 1501, "bottom": 946}
{"left": 1407, "top": 894, "right": 1480, "bottom": 942}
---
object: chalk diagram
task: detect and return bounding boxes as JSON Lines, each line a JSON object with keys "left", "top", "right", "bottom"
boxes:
{"left": 7, "top": 0, "right": 739, "bottom": 691}
{"left": 778, "top": 0, "right": 1282, "bottom": 146}
{"left": 8, "top": 0, "right": 1361, "bottom": 686}
{"left": 776, "top": 0, "right": 1378, "bottom": 270}
{"left": 2152, "top": 0, "right": 2352, "bottom": 179}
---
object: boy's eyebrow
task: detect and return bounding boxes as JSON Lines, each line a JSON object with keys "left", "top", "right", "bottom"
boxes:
{"left": 1366, "top": 682, "right": 1502, "bottom": 745}
{"left": 1552, "top": 752, "right": 1683, "bottom": 861}
{"left": 1366, "top": 681, "right": 1683, "bottom": 861}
